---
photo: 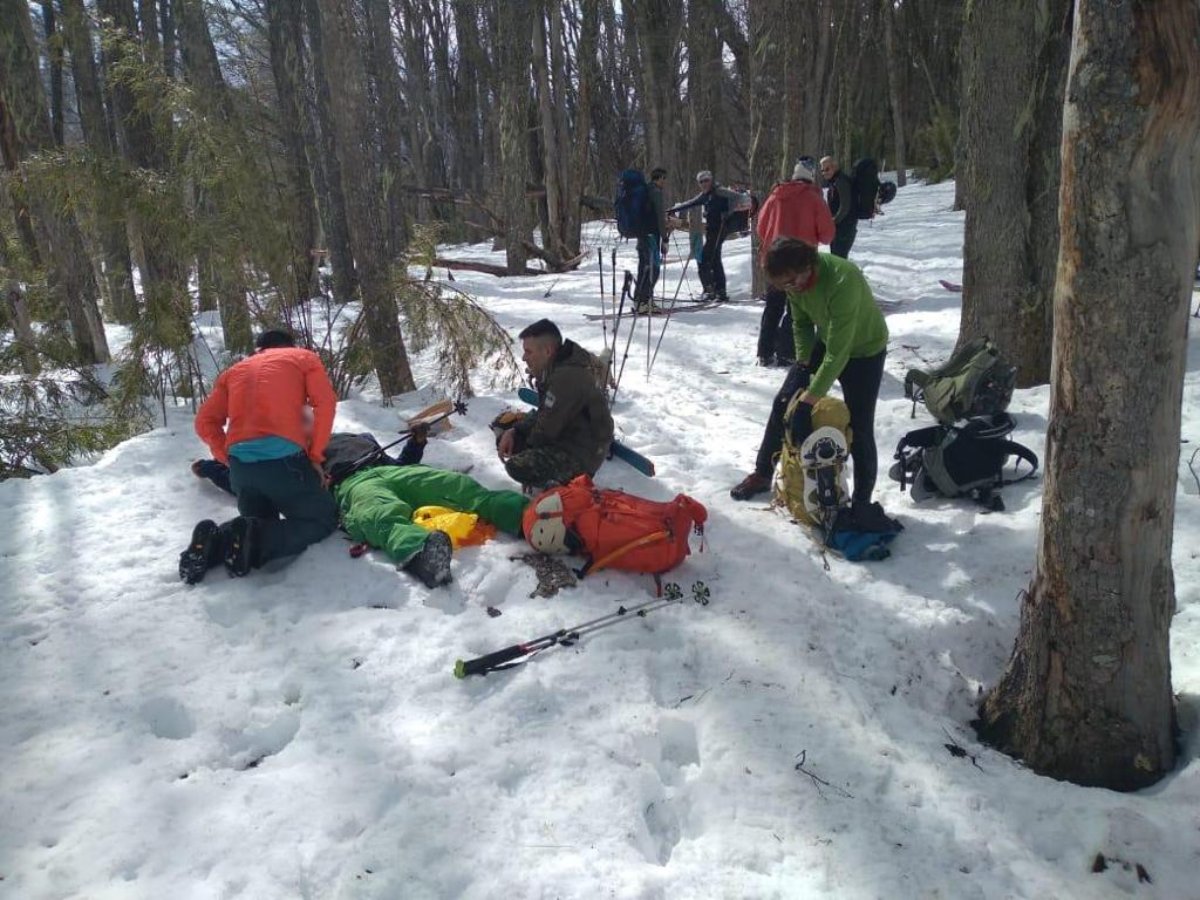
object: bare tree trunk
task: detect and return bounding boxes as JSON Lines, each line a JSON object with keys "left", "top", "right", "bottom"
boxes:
{"left": 748, "top": 0, "right": 788, "bottom": 295}
{"left": 316, "top": 0, "right": 415, "bottom": 395}
{"left": 0, "top": 0, "right": 109, "bottom": 363}
{"left": 40, "top": 2, "right": 65, "bottom": 146}
{"left": 60, "top": 0, "right": 139, "bottom": 324}
{"left": 881, "top": 0, "right": 906, "bottom": 186}
{"left": 568, "top": 0, "right": 599, "bottom": 250}
{"left": 176, "top": 0, "right": 253, "bottom": 355}
{"left": 302, "top": 0, "right": 357, "bottom": 303}
{"left": 265, "top": 0, "right": 318, "bottom": 308}
{"left": 495, "top": 0, "right": 535, "bottom": 273}
{"left": 975, "top": 0, "right": 1200, "bottom": 791}
{"left": 364, "top": 0, "right": 409, "bottom": 260}
{"left": 957, "top": 0, "right": 1071, "bottom": 387}
{"left": 3, "top": 280, "right": 40, "bottom": 374}
{"left": 686, "top": 0, "right": 725, "bottom": 178}
{"left": 532, "top": 2, "right": 567, "bottom": 260}
{"left": 159, "top": 0, "right": 176, "bottom": 78}
{"left": 98, "top": 0, "right": 189, "bottom": 345}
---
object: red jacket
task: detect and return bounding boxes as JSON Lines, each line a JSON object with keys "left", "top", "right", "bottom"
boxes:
{"left": 196, "top": 347, "right": 337, "bottom": 464}
{"left": 755, "top": 180, "right": 835, "bottom": 261}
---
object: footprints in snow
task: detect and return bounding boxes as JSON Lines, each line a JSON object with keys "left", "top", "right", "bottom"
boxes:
{"left": 141, "top": 690, "right": 301, "bottom": 772}
{"left": 636, "top": 717, "right": 700, "bottom": 866}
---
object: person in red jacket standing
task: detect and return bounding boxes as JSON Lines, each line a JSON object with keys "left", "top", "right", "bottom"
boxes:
{"left": 180, "top": 329, "right": 339, "bottom": 583}
{"left": 755, "top": 157, "right": 834, "bottom": 367}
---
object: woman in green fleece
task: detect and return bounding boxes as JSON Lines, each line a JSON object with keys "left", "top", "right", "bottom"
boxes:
{"left": 731, "top": 237, "right": 888, "bottom": 514}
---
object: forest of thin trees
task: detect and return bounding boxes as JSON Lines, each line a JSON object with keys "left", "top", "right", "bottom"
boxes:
{"left": 1, "top": 0, "right": 960, "bottom": 433}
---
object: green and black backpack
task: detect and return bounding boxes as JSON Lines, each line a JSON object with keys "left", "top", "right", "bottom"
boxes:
{"left": 904, "top": 337, "right": 1017, "bottom": 425}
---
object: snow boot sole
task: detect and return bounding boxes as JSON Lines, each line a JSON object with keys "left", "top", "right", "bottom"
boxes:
{"left": 406, "top": 530, "right": 453, "bottom": 588}
{"left": 179, "top": 519, "right": 221, "bottom": 584}
{"left": 224, "top": 516, "right": 260, "bottom": 578}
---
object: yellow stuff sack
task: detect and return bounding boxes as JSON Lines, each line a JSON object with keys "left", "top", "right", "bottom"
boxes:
{"left": 412, "top": 506, "right": 497, "bottom": 549}
{"left": 774, "top": 394, "right": 853, "bottom": 527}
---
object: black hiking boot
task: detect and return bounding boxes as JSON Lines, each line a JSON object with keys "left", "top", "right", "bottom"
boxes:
{"left": 179, "top": 519, "right": 224, "bottom": 584}
{"left": 850, "top": 499, "right": 904, "bottom": 534}
{"left": 405, "top": 530, "right": 453, "bottom": 588}
{"left": 223, "top": 516, "right": 261, "bottom": 577}
{"left": 730, "top": 471, "right": 771, "bottom": 501}
{"left": 715, "top": 292, "right": 730, "bottom": 303}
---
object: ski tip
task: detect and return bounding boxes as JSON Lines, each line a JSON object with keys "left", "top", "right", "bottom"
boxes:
{"left": 453, "top": 659, "right": 467, "bottom": 679}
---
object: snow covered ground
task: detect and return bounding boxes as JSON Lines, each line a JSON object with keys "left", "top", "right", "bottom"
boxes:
{"left": 3, "top": 180, "right": 1200, "bottom": 899}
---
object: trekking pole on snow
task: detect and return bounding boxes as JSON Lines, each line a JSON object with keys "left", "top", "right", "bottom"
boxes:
{"left": 598, "top": 247, "right": 609, "bottom": 349}
{"left": 612, "top": 272, "right": 640, "bottom": 401}
{"left": 647, "top": 233, "right": 695, "bottom": 377}
{"left": 454, "top": 593, "right": 684, "bottom": 677}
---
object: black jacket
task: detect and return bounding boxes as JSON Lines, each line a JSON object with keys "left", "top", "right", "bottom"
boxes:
{"left": 826, "top": 170, "right": 857, "bottom": 226}
{"left": 670, "top": 184, "right": 743, "bottom": 235}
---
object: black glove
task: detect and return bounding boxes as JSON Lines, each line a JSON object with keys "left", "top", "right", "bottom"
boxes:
{"left": 789, "top": 400, "right": 814, "bottom": 445}
{"left": 409, "top": 423, "right": 431, "bottom": 446}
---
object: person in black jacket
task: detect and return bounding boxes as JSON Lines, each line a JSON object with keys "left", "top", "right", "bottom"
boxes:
{"left": 820, "top": 157, "right": 857, "bottom": 258}
{"left": 668, "top": 171, "right": 744, "bottom": 302}
{"left": 634, "top": 168, "right": 670, "bottom": 313}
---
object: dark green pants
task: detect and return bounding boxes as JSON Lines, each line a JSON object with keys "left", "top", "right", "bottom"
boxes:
{"left": 228, "top": 453, "right": 338, "bottom": 565}
{"left": 504, "top": 441, "right": 591, "bottom": 489}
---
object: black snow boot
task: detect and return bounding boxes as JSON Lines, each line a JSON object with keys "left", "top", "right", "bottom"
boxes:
{"left": 405, "top": 530, "right": 453, "bottom": 588}
{"left": 179, "top": 519, "right": 224, "bottom": 584}
{"left": 223, "top": 516, "right": 261, "bottom": 577}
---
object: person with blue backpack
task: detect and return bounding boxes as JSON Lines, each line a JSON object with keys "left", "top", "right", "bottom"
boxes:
{"left": 614, "top": 168, "right": 669, "bottom": 314}
{"left": 668, "top": 170, "right": 746, "bottom": 302}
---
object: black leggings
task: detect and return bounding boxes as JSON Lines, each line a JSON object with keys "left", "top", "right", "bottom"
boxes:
{"left": 754, "top": 343, "right": 886, "bottom": 504}
{"left": 757, "top": 288, "right": 795, "bottom": 362}
{"left": 699, "top": 229, "right": 727, "bottom": 294}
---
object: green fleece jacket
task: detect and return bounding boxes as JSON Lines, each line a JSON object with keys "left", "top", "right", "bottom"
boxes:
{"left": 789, "top": 253, "right": 889, "bottom": 397}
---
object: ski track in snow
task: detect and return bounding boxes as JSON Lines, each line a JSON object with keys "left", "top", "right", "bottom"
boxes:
{"left": 3, "top": 180, "right": 1200, "bottom": 899}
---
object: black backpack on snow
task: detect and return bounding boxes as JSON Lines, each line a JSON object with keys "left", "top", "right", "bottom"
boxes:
{"left": 322, "top": 433, "right": 387, "bottom": 486}
{"left": 614, "top": 169, "right": 654, "bottom": 238}
{"left": 889, "top": 414, "right": 1038, "bottom": 512}
{"left": 904, "top": 337, "right": 1017, "bottom": 425}
{"left": 878, "top": 181, "right": 897, "bottom": 205}
{"left": 851, "top": 158, "right": 881, "bottom": 220}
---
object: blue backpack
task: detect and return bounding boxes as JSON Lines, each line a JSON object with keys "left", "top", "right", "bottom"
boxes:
{"left": 614, "top": 169, "right": 653, "bottom": 238}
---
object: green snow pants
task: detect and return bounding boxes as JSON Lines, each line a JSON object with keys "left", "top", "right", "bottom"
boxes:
{"left": 333, "top": 465, "right": 529, "bottom": 564}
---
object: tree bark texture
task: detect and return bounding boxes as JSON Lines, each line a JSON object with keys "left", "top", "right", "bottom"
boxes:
{"left": 958, "top": 0, "right": 1072, "bottom": 388}
{"left": 976, "top": 0, "right": 1200, "bottom": 791}
{"left": 881, "top": 0, "right": 906, "bottom": 187}
{"left": 265, "top": 0, "right": 318, "bottom": 308}
{"left": 315, "top": 0, "right": 414, "bottom": 396}
{"left": 40, "top": 2, "right": 65, "bottom": 146}
{"left": 302, "top": 0, "right": 357, "bottom": 304}
{"left": 495, "top": 0, "right": 536, "bottom": 273}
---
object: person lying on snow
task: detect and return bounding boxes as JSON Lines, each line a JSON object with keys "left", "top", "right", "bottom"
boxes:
{"left": 184, "top": 422, "right": 530, "bottom": 590}
{"left": 495, "top": 319, "right": 614, "bottom": 490}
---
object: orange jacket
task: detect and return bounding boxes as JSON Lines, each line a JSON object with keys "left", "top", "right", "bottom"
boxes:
{"left": 195, "top": 347, "right": 337, "bottom": 464}
{"left": 756, "top": 180, "right": 835, "bottom": 261}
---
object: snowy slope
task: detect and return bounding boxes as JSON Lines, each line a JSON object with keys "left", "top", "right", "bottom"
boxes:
{"left": 2, "top": 180, "right": 1199, "bottom": 900}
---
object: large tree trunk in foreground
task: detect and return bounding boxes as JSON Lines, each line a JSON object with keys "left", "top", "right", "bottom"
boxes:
{"left": 495, "top": 0, "right": 535, "bottom": 274}
{"left": 957, "top": 0, "right": 1071, "bottom": 387}
{"left": 316, "top": 0, "right": 414, "bottom": 396}
{"left": 975, "top": 0, "right": 1200, "bottom": 791}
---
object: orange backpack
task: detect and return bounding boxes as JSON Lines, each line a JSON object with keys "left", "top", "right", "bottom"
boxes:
{"left": 523, "top": 475, "right": 707, "bottom": 587}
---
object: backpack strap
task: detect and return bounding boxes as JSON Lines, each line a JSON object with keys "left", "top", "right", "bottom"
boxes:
{"left": 576, "top": 530, "right": 670, "bottom": 578}
{"left": 999, "top": 440, "right": 1039, "bottom": 485}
